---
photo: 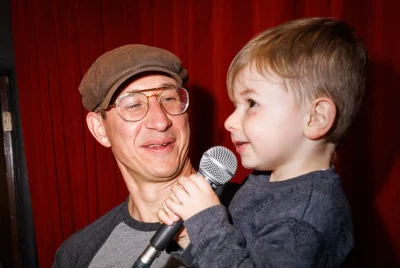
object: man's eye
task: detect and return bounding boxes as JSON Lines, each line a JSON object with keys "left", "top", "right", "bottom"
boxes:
{"left": 124, "top": 102, "right": 145, "bottom": 110}
{"left": 162, "top": 96, "right": 178, "bottom": 102}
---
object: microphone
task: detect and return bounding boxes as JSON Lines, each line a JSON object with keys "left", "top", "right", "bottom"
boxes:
{"left": 132, "top": 146, "right": 238, "bottom": 268}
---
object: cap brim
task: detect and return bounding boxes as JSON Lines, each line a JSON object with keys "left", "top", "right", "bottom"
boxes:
{"left": 96, "top": 67, "right": 184, "bottom": 111}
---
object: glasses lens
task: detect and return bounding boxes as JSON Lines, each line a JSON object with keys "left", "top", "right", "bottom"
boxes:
{"left": 117, "top": 93, "right": 148, "bottom": 121}
{"left": 160, "top": 88, "right": 189, "bottom": 115}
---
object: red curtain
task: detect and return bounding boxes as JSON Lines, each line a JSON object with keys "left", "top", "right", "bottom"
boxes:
{"left": 10, "top": 0, "right": 400, "bottom": 267}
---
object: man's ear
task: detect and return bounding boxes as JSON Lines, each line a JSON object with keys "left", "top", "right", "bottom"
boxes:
{"left": 304, "top": 97, "right": 336, "bottom": 140}
{"left": 86, "top": 112, "right": 111, "bottom": 148}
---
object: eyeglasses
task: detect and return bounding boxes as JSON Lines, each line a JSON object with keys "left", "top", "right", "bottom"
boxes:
{"left": 106, "top": 86, "right": 189, "bottom": 122}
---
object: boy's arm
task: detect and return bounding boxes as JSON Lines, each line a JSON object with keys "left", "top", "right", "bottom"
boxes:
{"left": 165, "top": 241, "right": 196, "bottom": 267}
{"left": 161, "top": 181, "right": 242, "bottom": 266}
{"left": 161, "top": 175, "right": 329, "bottom": 267}
{"left": 184, "top": 205, "right": 329, "bottom": 268}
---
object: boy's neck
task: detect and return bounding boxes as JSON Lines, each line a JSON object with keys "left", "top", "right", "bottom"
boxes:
{"left": 269, "top": 143, "right": 335, "bottom": 182}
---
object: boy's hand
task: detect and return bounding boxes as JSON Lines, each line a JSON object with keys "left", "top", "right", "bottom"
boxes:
{"left": 164, "top": 174, "right": 221, "bottom": 221}
{"left": 158, "top": 196, "right": 181, "bottom": 225}
{"left": 157, "top": 207, "right": 191, "bottom": 249}
{"left": 157, "top": 174, "right": 221, "bottom": 249}
{"left": 174, "top": 227, "right": 191, "bottom": 249}
{"left": 158, "top": 196, "right": 191, "bottom": 249}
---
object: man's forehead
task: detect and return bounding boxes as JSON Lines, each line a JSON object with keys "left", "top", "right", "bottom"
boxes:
{"left": 126, "top": 83, "right": 176, "bottom": 92}
{"left": 120, "top": 76, "right": 178, "bottom": 94}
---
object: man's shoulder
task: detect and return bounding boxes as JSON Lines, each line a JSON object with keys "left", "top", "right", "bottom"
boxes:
{"left": 53, "top": 200, "right": 129, "bottom": 268}
{"left": 68, "top": 200, "right": 128, "bottom": 241}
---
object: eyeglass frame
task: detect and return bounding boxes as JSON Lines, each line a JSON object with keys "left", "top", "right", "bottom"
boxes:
{"left": 104, "top": 85, "right": 189, "bottom": 122}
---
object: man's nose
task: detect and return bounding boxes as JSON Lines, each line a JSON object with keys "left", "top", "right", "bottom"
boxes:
{"left": 143, "top": 97, "right": 172, "bottom": 131}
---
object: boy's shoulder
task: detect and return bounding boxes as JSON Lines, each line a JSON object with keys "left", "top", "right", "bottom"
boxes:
{"left": 232, "top": 169, "right": 349, "bottom": 224}
{"left": 258, "top": 168, "right": 352, "bottom": 241}
{"left": 302, "top": 169, "right": 353, "bottom": 232}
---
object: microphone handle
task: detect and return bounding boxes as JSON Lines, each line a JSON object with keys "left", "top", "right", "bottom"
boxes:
{"left": 133, "top": 171, "right": 222, "bottom": 267}
{"left": 151, "top": 219, "right": 184, "bottom": 250}
{"left": 132, "top": 260, "right": 150, "bottom": 268}
{"left": 132, "top": 220, "right": 184, "bottom": 268}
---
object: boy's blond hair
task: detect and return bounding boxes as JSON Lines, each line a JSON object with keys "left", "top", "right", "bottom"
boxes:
{"left": 227, "top": 17, "right": 368, "bottom": 143}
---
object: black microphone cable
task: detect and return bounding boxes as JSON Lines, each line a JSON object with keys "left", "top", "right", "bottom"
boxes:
{"left": 132, "top": 146, "right": 237, "bottom": 268}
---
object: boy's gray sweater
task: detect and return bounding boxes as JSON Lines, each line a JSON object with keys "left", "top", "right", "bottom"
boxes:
{"left": 177, "top": 168, "right": 354, "bottom": 268}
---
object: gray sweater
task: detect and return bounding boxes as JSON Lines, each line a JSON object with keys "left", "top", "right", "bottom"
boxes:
{"left": 178, "top": 168, "right": 354, "bottom": 268}
{"left": 52, "top": 182, "right": 240, "bottom": 268}
{"left": 52, "top": 201, "right": 187, "bottom": 268}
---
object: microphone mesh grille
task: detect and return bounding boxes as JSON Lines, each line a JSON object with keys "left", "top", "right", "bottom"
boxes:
{"left": 199, "top": 146, "right": 238, "bottom": 185}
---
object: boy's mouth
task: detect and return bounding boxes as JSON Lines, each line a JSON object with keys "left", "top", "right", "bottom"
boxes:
{"left": 233, "top": 141, "right": 249, "bottom": 154}
{"left": 233, "top": 141, "right": 249, "bottom": 147}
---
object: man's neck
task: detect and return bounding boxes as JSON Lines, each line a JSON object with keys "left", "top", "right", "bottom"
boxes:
{"left": 123, "top": 162, "right": 195, "bottom": 222}
{"left": 127, "top": 181, "right": 177, "bottom": 222}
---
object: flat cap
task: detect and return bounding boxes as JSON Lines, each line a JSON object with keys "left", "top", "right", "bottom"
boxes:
{"left": 79, "top": 44, "right": 188, "bottom": 111}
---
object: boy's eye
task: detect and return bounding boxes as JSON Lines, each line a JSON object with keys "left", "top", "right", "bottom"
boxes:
{"left": 248, "top": 99, "right": 258, "bottom": 108}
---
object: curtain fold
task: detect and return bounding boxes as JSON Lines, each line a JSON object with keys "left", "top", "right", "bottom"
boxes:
{"left": 10, "top": 0, "right": 400, "bottom": 266}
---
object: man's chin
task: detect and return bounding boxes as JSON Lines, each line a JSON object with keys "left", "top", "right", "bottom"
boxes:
{"left": 146, "top": 165, "right": 181, "bottom": 180}
{"left": 137, "top": 154, "right": 189, "bottom": 180}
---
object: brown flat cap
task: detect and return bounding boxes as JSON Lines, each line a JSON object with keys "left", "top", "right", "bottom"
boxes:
{"left": 79, "top": 44, "right": 188, "bottom": 111}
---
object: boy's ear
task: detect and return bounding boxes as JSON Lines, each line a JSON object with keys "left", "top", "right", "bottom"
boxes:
{"left": 86, "top": 112, "right": 112, "bottom": 148}
{"left": 304, "top": 97, "right": 336, "bottom": 140}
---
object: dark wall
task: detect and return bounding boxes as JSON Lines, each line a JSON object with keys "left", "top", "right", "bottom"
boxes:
{"left": 0, "top": 1, "right": 15, "bottom": 267}
{"left": 0, "top": 0, "right": 14, "bottom": 62}
{"left": 0, "top": 0, "right": 37, "bottom": 267}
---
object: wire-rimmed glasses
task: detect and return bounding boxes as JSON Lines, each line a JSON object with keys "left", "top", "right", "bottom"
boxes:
{"left": 106, "top": 86, "right": 189, "bottom": 122}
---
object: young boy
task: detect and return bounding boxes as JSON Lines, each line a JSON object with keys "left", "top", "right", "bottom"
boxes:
{"left": 158, "top": 17, "right": 367, "bottom": 267}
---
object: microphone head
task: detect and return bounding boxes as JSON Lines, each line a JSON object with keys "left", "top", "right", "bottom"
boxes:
{"left": 198, "top": 146, "right": 238, "bottom": 187}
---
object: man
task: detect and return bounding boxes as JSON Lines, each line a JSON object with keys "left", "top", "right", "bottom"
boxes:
{"left": 52, "top": 44, "right": 195, "bottom": 268}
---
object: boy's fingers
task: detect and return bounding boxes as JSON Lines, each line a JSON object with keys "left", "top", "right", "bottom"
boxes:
{"left": 178, "top": 175, "right": 201, "bottom": 196}
{"left": 163, "top": 199, "right": 180, "bottom": 222}
{"left": 157, "top": 206, "right": 173, "bottom": 225}
{"left": 170, "top": 192, "right": 181, "bottom": 204}
{"left": 189, "top": 174, "right": 214, "bottom": 192}
{"left": 171, "top": 183, "right": 190, "bottom": 202}
{"left": 165, "top": 198, "right": 184, "bottom": 218}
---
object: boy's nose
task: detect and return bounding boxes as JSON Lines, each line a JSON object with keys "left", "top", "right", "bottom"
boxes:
{"left": 224, "top": 111, "right": 239, "bottom": 132}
